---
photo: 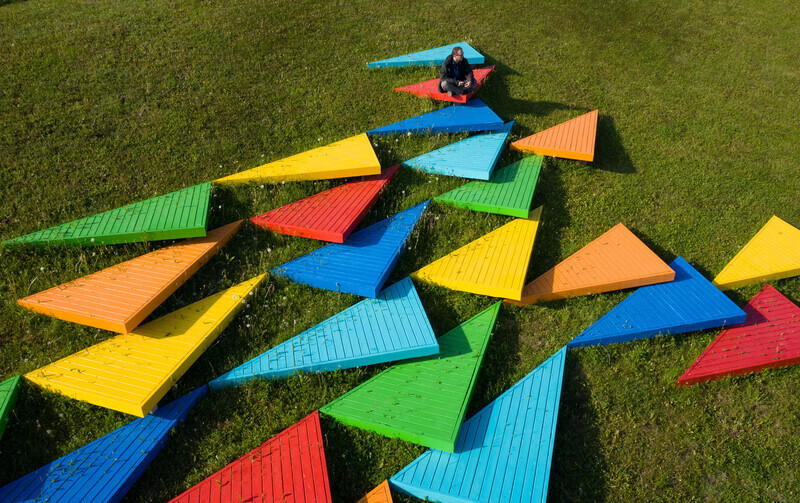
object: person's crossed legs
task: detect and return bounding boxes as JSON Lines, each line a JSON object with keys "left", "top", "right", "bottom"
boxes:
{"left": 440, "top": 78, "right": 475, "bottom": 96}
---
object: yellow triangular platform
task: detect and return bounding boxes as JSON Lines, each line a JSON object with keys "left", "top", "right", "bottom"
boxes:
{"left": 713, "top": 216, "right": 800, "bottom": 290}
{"left": 411, "top": 207, "right": 543, "bottom": 300}
{"left": 25, "top": 275, "right": 266, "bottom": 417}
{"left": 214, "top": 133, "right": 381, "bottom": 184}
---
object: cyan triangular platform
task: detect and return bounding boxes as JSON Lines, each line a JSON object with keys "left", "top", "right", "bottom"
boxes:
{"left": 321, "top": 302, "right": 501, "bottom": 453}
{"left": 0, "top": 375, "right": 21, "bottom": 440}
{"left": 389, "top": 347, "right": 567, "bottom": 503}
{"left": 568, "top": 257, "right": 747, "bottom": 349}
{"left": 367, "top": 99, "right": 503, "bottom": 136}
{"left": 3, "top": 182, "right": 212, "bottom": 247}
{"left": 403, "top": 122, "right": 513, "bottom": 180}
{"left": 271, "top": 201, "right": 429, "bottom": 298}
{"left": 209, "top": 277, "right": 438, "bottom": 389}
{"left": 0, "top": 386, "right": 206, "bottom": 503}
{"left": 367, "top": 42, "right": 484, "bottom": 68}
{"left": 435, "top": 155, "right": 543, "bottom": 217}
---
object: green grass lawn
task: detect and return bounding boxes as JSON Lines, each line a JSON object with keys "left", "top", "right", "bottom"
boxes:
{"left": 2, "top": 0, "right": 800, "bottom": 501}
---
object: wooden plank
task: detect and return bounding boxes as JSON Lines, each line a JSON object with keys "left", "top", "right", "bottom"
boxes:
{"left": 0, "top": 375, "right": 21, "bottom": 440}
{"left": 367, "top": 42, "right": 484, "bottom": 68}
{"left": 394, "top": 66, "right": 495, "bottom": 104}
{"left": 510, "top": 110, "right": 598, "bottom": 162}
{"left": 357, "top": 480, "right": 393, "bottom": 503}
{"left": 18, "top": 221, "right": 242, "bottom": 333}
{"left": 367, "top": 99, "right": 503, "bottom": 136}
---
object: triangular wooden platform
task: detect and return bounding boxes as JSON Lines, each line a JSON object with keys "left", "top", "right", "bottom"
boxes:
{"left": 0, "top": 375, "right": 21, "bottom": 440}
{"left": 271, "top": 202, "right": 428, "bottom": 298}
{"left": 214, "top": 133, "right": 381, "bottom": 185}
{"left": 18, "top": 221, "right": 242, "bottom": 334}
{"left": 510, "top": 109, "right": 599, "bottom": 162}
{"left": 677, "top": 284, "right": 800, "bottom": 386}
{"left": 367, "top": 42, "right": 484, "bottom": 68}
{"left": 403, "top": 121, "right": 514, "bottom": 180}
{"left": 321, "top": 302, "right": 501, "bottom": 452}
{"left": 169, "top": 410, "right": 332, "bottom": 503}
{"left": 411, "top": 207, "right": 542, "bottom": 300}
{"left": 0, "top": 386, "right": 206, "bottom": 503}
{"left": 3, "top": 182, "right": 212, "bottom": 247}
{"left": 367, "top": 99, "right": 504, "bottom": 136}
{"left": 394, "top": 66, "right": 495, "bottom": 104}
{"left": 434, "top": 155, "right": 544, "bottom": 218}
{"left": 505, "top": 223, "right": 675, "bottom": 306}
{"left": 251, "top": 164, "right": 400, "bottom": 243}
{"left": 390, "top": 346, "right": 567, "bottom": 503}
{"left": 209, "top": 277, "right": 438, "bottom": 389}
{"left": 713, "top": 216, "right": 800, "bottom": 290}
{"left": 568, "top": 257, "right": 747, "bottom": 348}
{"left": 358, "top": 480, "right": 393, "bottom": 503}
{"left": 26, "top": 275, "right": 266, "bottom": 416}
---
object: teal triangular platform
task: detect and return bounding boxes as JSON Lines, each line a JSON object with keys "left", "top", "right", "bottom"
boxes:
{"left": 209, "top": 277, "right": 438, "bottom": 389}
{"left": 270, "top": 201, "right": 429, "bottom": 297}
{"left": 367, "top": 42, "right": 484, "bottom": 68}
{"left": 568, "top": 257, "right": 748, "bottom": 348}
{"left": 403, "top": 122, "right": 514, "bottom": 180}
{"left": 367, "top": 100, "right": 503, "bottom": 136}
{"left": 389, "top": 347, "right": 567, "bottom": 503}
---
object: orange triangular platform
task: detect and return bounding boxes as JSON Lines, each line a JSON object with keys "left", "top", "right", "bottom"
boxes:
{"left": 393, "top": 66, "right": 495, "bottom": 104}
{"left": 18, "top": 221, "right": 242, "bottom": 333}
{"left": 506, "top": 223, "right": 675, "bottom": 306}
{"left": 510, "top": 109, "right": 598, "bottom": 162}
{"left": 357, "top": 480, "right": 393, "bottom": 503}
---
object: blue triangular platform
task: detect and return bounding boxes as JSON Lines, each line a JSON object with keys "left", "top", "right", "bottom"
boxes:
{"left": 390, "top": 346, "right": 567, "bottom": 503}
{"left": 367, "top": 99, "right": 503, "bottom": 136}
{"left": 209, "top": 277, "right": 438, "bottom": 389}
{"left": 271, "top": 201, "right": 429, "bottom": 297}
{"left": 568, "top": 257, "right": 747, "bottom": 349}
{"left": 403, "top": 121, "right": 514, "bottom": 180}
{"left": 0, "top": 386, "right": 207, "bottom": 503}
{"left": 367, "top": 42, "right": 484, "bottom": 68}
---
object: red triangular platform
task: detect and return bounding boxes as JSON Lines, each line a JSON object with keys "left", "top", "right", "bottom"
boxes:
{"left": 251, "top": 165, "right": 399, "bottom": 243}
{"left": 677, "top": 284, "right": 800, "bottom": 386}
{"left": 169, "top": 411, "right": 332, "bottom": 502}
{"left": 393, "top": 66, "right": 496, "bottom": 104}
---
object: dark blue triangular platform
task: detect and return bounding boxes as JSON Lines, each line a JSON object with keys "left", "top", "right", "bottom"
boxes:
{"left": 0, "top": 386, "right": 207, "bottom": 503}
{"left": 389, "top": 346, "right": 567, "bottom": 503}
{"left": 403, "top": 122, "right": 514, "bottom": 180}
{"left": 209, "top": 277, "right": 438, "bottom": 389}
{"left": 271, "top": 201, "right": 429, "bottom": 297}
{"left": 367, "top": 99, "right": 503, "bottom": 136}
{"left": 568, "top": 257, "right": 747, "bottom": 349}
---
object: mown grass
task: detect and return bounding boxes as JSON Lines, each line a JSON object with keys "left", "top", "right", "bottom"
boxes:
{"left": 1, "top": 0, "right": 800, "bottom": 501}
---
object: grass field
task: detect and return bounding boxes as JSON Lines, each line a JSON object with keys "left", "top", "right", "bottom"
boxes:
{"left": 2, "top": 0, "right": 800, "bottom": 501}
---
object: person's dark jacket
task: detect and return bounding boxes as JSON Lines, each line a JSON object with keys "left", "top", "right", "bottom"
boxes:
{"left": 439, "top": 55, "right": 474, "bottom": 91}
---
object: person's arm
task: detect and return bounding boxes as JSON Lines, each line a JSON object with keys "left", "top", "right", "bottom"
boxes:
{"left": 440, "top": 56, "right": 450, "bottom": 81}
{"left": 463, "top": 59, "right": 474, "bottom": 83}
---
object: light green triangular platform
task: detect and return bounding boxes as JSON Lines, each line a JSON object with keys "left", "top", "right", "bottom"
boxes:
{"left": 0, "top": 375, "right": 21, "bottom": 440}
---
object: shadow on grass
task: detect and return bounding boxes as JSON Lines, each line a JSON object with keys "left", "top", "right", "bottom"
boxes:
{"left": 0, "top": 0, "right": 29, "bottom": 8}
{"left": 526, "top": 157, "right": 570, "bottom": 280}
{"left": 594, "top": 115, "right": 636, "bottom": 174}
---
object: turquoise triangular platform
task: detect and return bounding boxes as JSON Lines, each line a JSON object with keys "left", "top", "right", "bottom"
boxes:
{"left": 568, "top": 257, "right": 747, "bottom": 348}
{"left": 271, "top": 201, "right": 429, "bottom": 297}
{"left": 389, "top": 346, "right": 567, "bottom": 503}
{"left": 0, "top": 386, "right": 206, "bottom": 503}
{"left": 209, "top": 277, "right": 438, "bottom": 389}
{"left": 367, "top": 42, "right": 484, "bottom": 68}
{"left": 367, "top": 100, "right": 503, "bottom": 136}
{"left": 403, "top": 122, "right": 514, "bottom": 180}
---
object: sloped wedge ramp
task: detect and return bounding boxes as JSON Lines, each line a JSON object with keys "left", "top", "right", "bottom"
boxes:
{"left": 394, "top": 66, "right": 495, "bottom": 104}
{"left": 677, "top": 284, "right": 800, "bottom": 386}
{"left": 251, "top": 164, "right": 400, "bottom": 243}
{"left": 435, "top": 155, "right": 543, "bottom": 218}
{"left": 403, "top": 121, "right": 514, "bottom": 180}
{"left": 169, "top": 410, "right": 332, "bottom": 503}
{"left": 510, "top": 109, "right": 598, "bottom": 162}
{"left": 214, "top": 134, "right": 381, "bottom": 185}
{"left": 367, "top": 42, "right": 484, "bottom": 68}
{"left": 389, "top": 346, "right": 567, "bottom": 503}
{"left": 367, "top": 99, "right": 503, "bottom": 136}
{"left": 26, "top": 275, "right": 266, "bottom": 416}
{"left": 712, "top": 216, "right": 800, "bottom": 290}
{"left": 18, "top": 221, "right": 242, "bottom": 333}
{"left": 358, "top": 480, "right": 393, "bottom": 503}
{"left": 411, "top": 207, "right": 542, "bottom": 300}
{"left": 321, "top": 302, "right": 500, "bottom": 452}
{"left": 209, "top": 277, "right": 437, "bottom": 389}
{"left": 271, "top": 202, "right": 428, "bottom": 298}
{"left": 3, "top": 182, "right": 212, "bottom": 247}
{"left": 506, "top": 223, "right": 675, "bottom": 306}
{"left": 568, "top": 257, "right": 747, "bottom": 349}
{"left": 0, "top": 386, "right": 206, "bottom": 503}
{"left": 0, "top": 375, "right": 21, "bottom": 440}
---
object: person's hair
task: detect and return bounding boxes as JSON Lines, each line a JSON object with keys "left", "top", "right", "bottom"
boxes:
{"left": 451, "top": 46, "right": 463, "bottom": 56}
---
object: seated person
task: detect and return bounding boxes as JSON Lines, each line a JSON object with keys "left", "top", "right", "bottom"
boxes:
{"left": 439, "top": 46, "right": 475, "bottom": 96}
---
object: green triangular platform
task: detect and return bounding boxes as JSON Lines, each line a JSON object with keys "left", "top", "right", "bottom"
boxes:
{"left": 434, "top": 155, "right": 543, "bottom": 218}
{"left": 0, "top": 375, "right": 21, "bottom": 440}
{"left": 321, "top": 302, "right": 501, "bottom": 453}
